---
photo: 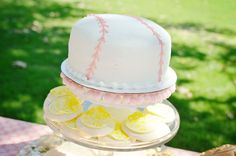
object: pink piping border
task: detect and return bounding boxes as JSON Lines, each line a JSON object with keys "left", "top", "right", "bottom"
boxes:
{"left": 85, "top": 14, "right": 109, "bottom": 80}
{"left": 61, "top": 73, "right": 176, "bottom": 107}
{"left": 132, "top": 16, "right": 164, "bottom": 82}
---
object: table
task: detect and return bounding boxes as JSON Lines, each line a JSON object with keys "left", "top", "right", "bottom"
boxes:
{"left": 0, "top": 117, "right": 199, "bottom": 156}
{"left": 0, "top": 117, "right": 52, "bottom": 156}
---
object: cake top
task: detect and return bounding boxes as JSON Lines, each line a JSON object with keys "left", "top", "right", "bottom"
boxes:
{"left": 61, "top": 14, "right": 177, "bottom": 93}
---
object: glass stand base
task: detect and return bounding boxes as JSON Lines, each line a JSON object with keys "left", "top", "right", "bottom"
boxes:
{"left": 18, "top": 134, "right": 174, "bottom": 156}
{"left": 46, "top": 141, "right": 171, "bottom": 156}
{"left": 91, "top": 146, "right": 171, "bottom": 156}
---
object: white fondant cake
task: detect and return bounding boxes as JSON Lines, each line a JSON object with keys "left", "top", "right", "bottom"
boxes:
{"left": 61, "top": 14, "right": 177, "bottom": 93}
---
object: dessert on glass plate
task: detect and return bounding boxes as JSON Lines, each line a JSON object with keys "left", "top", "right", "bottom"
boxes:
{"left": 23, "top": 14, "right": 181, "bottom": 155}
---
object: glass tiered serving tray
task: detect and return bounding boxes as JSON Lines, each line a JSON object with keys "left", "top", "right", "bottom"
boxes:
{"left": 44, "top": 99, "right": 180, "bottom": 155}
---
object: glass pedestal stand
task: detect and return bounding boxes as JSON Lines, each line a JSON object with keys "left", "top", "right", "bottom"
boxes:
{"left": 48, "top": 140, "right": 169, "bottom": 156}
{"left": 44, "top": 100, "right": 180, "bottom": 156}
{"left": 44, "top": 136, "right": 169, "bottom": 156}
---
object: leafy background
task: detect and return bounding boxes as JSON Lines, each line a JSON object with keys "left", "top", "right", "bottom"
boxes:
{"left": 0, "top": 0, "right": 236, "bottom": 152}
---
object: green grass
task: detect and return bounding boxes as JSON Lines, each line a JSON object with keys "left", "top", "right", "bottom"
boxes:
{"left": 0, "top": 0, "right": 236, "bottom": 152}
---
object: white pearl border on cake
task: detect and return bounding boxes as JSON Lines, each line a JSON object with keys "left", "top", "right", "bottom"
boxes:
{"left": 61, "top": 59, "right": 177, "bottom": 94}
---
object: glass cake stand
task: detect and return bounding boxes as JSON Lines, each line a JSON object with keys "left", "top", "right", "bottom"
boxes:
{"left": 44, "top": 100, "right": 180, "bottom": 155}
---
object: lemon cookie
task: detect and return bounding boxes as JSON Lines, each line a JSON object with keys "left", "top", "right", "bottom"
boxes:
{"left": 122, "top": 112, "right": 170, "bottom": 141}
{"left": 77, "top": 106, "right": 115, "bottom": 137}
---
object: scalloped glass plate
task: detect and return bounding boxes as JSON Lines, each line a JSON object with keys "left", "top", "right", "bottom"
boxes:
{"left": 44, "top": 100, "right": 180, "bottom": 152}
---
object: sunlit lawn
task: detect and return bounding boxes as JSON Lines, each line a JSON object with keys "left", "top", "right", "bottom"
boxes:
{"left": 0, "top": 0, "right": 235, "bottom": 152}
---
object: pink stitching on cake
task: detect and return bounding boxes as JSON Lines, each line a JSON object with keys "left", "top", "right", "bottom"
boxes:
{"left": 132, "top": 16, "right": 164, "bottom": 82}
{"left": 85, "top": 14, "right": 109, "bottom": 80}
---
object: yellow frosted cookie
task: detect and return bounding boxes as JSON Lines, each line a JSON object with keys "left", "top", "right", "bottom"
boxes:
{"left": 44, "top": 86, "right": 83, "bottom": 122}
{"left": 144, "top": 103, "right": 176, "bottom": 124}
{"left": 49, "top": 86, "right": 75, "bottom": 98}
{"left": 77, "top": 106, "right": 115, "bottom": 137}
{"left": 80, "top": 106, "right": 113, "bottom": 128}
{"left": 125, "top": 111, "right": 160, "bottom": 133}
{"left": 106, "top": 106, "right": 137, "bottom": 122}
{"left": 108, "top": 122, "right": 129, "bottom": 141}
{"left": 59, "top": 117, "right": 91, "bottom": 139}
{"left": 48, "top": 96, "right": 82, "bottom": 115}
{"left": 63, "top": 118, "right": 78, "bottom": 129}
{"left": 122, "top": 111, "right": 171, "bottom": 142}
